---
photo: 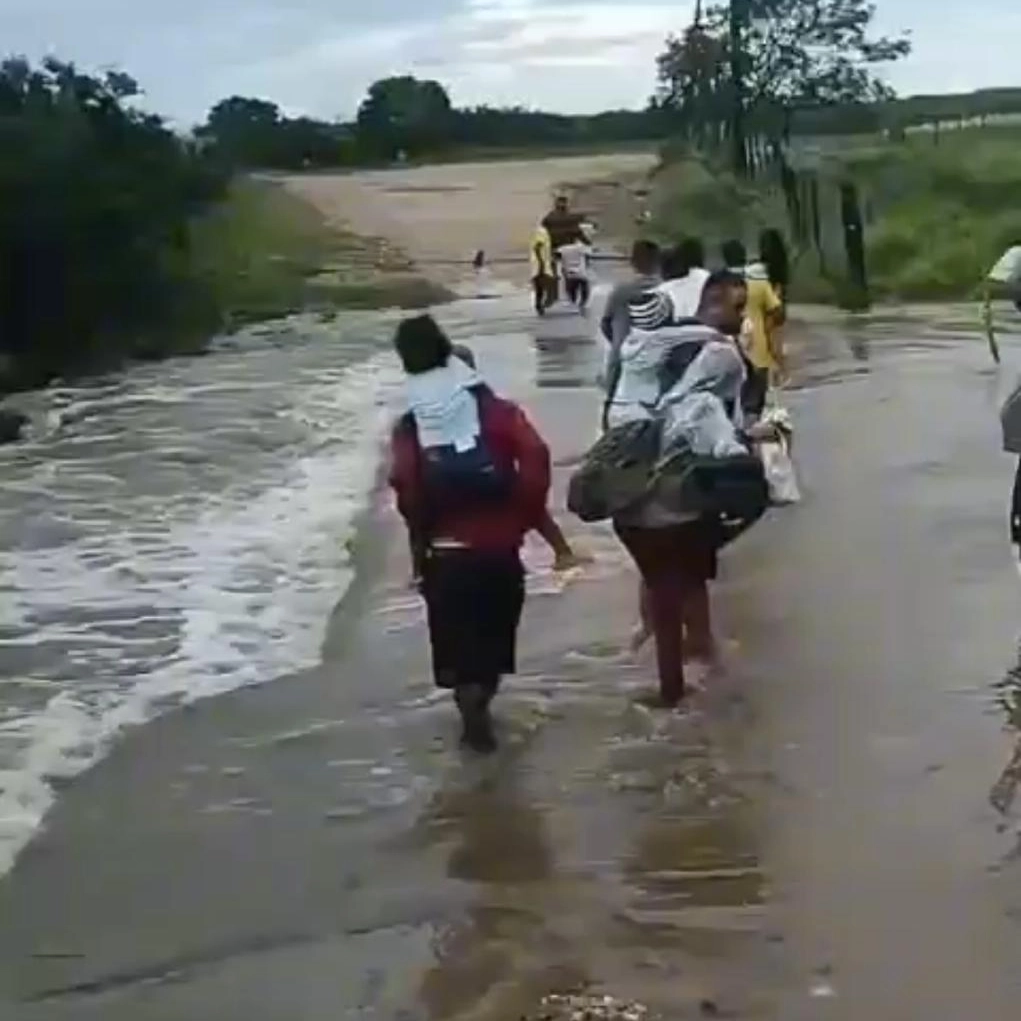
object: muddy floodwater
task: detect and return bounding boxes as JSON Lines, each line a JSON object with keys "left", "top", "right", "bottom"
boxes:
{"left": 2, "top": 292, "right": 1021, "bottom": 1021}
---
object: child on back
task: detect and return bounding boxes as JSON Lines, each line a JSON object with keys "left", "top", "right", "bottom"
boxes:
{"left": 404, "top": 342, "right": 590, "bottom": 586}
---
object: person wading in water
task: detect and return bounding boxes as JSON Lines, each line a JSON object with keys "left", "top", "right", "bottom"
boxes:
{"left": 610, "top": 272, "right": 752, "bottom": 706}
{"left": 389, "top": 315, "right": 552, "bottom": 752}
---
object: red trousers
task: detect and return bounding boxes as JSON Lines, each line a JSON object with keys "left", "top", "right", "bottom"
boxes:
{"left": 614, "top": 521, "right": 716, "bottom": 705}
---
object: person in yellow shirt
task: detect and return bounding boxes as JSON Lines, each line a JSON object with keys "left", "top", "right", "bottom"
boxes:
{"left": 529, "top": 224, "right": 555, "bottom": 316}
{"left": 721, "top": 239, "right": 785, "bottom": 416}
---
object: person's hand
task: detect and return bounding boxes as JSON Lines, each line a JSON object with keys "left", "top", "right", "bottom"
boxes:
{"left": 743, "top": 422, "right": 780, "bottom": 443}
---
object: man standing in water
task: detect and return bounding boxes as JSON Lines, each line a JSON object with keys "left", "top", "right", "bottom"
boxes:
{"left": 542, "top": 194, "right": 583, "bottom": 251}
{"left": 389, "top": 315, "right": 551, "bottom": 753}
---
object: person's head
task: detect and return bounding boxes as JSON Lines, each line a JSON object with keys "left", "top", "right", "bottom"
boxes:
{"left": 758, "top": 228, "right": 789, "bottom": 289}
{"left": 452, "top": 343, "right": 477, "bottom": 370}
{"left": 662, "top": 236, "right": 706, "bottom": 280}
{"left": 628, "top": 289, "right": 674, "bottom": 331}
{"left": 677, "top": 236, "right": 706, "bottom": 273}
{"left": 698, "top": 269, "right": 748, "bottom": 337}
{"left": 721, "top": 239, "right": 747, "bottom": 271}
{"left": 630, "top": 239, "right": 661, "bottom": 276}
{"left": 393, "top": 314, "right": 453, "bottom": 375}
{"left": 554, "top": 194, "right": 569, "bottom": 214}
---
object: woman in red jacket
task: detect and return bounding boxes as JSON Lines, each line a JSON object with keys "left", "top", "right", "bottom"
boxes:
{"left": 389, "top": 315, "right": 551, "bottom": 753}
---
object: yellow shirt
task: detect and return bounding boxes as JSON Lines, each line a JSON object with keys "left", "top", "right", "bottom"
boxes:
{"left": 743, "top": 277, "right": 783, "bottom": 371}
{"left": 529, "top": 227, "right": 553, "bottom": 278}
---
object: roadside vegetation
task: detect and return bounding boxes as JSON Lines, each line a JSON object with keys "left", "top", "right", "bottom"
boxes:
{"left": 190, "top": 179, "right": 449, "bottom": 332}
{"left": 0, "top": 59, "right": 447, "bottom": 395}
{"left": 644, "top": 0, "right": 1021, "bottom": 305}
{"left": 649, "top": 128, "right": 1021, "bottom": 304}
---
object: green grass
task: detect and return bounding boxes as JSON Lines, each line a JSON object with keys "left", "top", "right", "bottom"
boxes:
{"left": 650, "top": 127, "right": 1021, "bottom": 306}
{"left": 190, "top": 178, "right": 451, "bottom": 330}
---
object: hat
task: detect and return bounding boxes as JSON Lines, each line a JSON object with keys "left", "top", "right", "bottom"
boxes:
{"left": 628, "top": 290, "right": 673, "bottom": 331}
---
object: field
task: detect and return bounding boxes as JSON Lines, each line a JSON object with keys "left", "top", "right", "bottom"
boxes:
{"left": 651, "top": 125, "right": 1021, "bottom": 304}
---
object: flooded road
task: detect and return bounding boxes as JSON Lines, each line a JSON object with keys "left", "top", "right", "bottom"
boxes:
{"left": 2, "top": 293, "right": 1021, "bottom": 1019}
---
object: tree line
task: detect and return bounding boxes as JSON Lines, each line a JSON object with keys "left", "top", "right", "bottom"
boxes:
{"left": 197, "top": 83, "right": 666, "bottom": 171}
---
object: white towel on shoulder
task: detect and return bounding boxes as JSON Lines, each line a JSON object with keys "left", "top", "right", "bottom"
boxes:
{"left": 405, "top": 358, "right": 482, "bottom": 452}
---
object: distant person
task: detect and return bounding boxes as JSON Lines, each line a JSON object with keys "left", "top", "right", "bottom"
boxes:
{"left": 530, "top": 224, "right": 556, "bottom": 316}
{"left": 542, "top": 194, "right": 583, "bottom": 251}
{"left": 600, "top": 239, "right": 663, "bottom": 405}
{"left": 721, "top": 238, "right": 748, "bottom": 273}
{"left": 660, "top": 237, "right": 710, "bottom": 320}
{"left": 742, "top": 264, "right": 786, "bottom": 411}
{"left": 389, "top": 315, "right": 551, "bottom": 753}
{"left": 720, "top": 237, "right": 784, "bottom": 416}
{"left": 756, "top": 228, "right": 790, "bottom": 300}
{"left": 557, "top": 229, "right": 593, "bottom": 312}
{"left": 611, "top": 271, "right": 752, "bottom": 707}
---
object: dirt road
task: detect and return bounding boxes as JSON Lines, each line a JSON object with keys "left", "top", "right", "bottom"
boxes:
{"left": 281, "top": 153, "right": 655, "bottom": 288}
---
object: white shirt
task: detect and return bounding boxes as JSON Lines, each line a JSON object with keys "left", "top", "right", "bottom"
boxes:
{"left": 558, "top": 242, "right": 591, "bottom": 280}
{"left": 658, "top": 268, "right": 710, "bottom": 320}
{"left": 989, "top": 246, "right": 1021, "bottom": 284}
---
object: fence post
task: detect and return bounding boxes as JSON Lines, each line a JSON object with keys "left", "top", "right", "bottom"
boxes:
{"left": 840, "top": 180, "right": 870, "bottom": 310}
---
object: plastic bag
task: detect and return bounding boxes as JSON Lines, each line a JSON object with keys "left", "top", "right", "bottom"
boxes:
{"left": 760, "top": 437, "right": 801, "bottom": 505}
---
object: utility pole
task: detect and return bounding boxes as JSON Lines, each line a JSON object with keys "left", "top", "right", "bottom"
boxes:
{"left": 728, "top": 0, "right": 748, "bottom": 176}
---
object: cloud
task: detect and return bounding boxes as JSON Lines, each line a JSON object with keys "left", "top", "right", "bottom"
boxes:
{"left": 0, "top": 0, "right": 1016, "bottom": 125}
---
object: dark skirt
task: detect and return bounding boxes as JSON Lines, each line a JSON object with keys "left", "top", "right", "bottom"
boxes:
{"left": 613, "top": 518, "right": 719, "bottom": 583}
{"left": 421, "top": 549, "right": 525, "bottom": 688}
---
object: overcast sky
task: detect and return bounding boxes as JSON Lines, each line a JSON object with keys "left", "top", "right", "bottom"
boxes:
{"left": 2, "top": 0, "right": 1018, "bottom": 125}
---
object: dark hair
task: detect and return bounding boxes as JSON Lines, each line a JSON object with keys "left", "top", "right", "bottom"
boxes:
{"left": 721, "top": 239, "right": 747, "bottom": 269}
{"left": 677, "top": 236, "right": 706, "bottom": 272}
{"left": 700, "top": 268, "right": 747, "bottom": 304}
{"left": 452, "top": 343, "right": 477, "bottom": 370}
{"left": 630, "top": 239, "right": 661, "bottom": 274}
{"left": 662, "top": 236, "right": 706, "bottom": 280}
{"left": 394, "top": 314, "right": 453, "bottom": 375}
{"left": 759, "top": 228, "right": 789, "bottom": 290}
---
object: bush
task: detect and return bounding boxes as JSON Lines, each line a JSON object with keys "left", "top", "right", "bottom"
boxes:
{"left": 0, "top": 57, "right": 228, "bottom": 390}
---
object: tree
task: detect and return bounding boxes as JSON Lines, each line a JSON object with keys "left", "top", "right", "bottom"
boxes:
{"left": 199, "top": 96, "right": 283, "bottom": 166}
{"left": 657, "top": 0, "right": 911, "bottom": 154}
{"left": 655, "top": 12, "right": 730, "bottom": 149}
{"left": 355, "top": 76, "right": 452, "bottom": 159}
{"left": 0, "top": 57, "right": 227, "bottom": 387}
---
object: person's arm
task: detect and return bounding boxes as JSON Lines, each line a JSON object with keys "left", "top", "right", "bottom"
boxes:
{"left": 600, "top": 281, "right": 624, "bottom": 342}
{"left": 509, "top": 404, "right": 552, "bottom": 531}
{"left": 1011, "top": 458, "right": 1021, "bottom": 548}
{"left": 389, "top": 425, "right": 427, "bottom": 576}
{"left": 602, "top": 344, "right": 624, "bottom": 431}
{"left": 763, "top": 284, "right": 786, "bottom": 372}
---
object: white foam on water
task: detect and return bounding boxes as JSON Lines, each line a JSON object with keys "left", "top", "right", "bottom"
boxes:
{"left": 0, "top": 347, "right": 403, "bottom": 875}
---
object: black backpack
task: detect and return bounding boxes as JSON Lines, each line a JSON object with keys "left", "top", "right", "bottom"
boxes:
{"left": 654, "top": 449, "right": 769, "bottom": 522}
{"left": 567, "top": 419, "right": 660, "bottom": 522}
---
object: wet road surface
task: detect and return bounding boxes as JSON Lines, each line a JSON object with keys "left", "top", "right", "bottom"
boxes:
{"left": 2, "top": 297, "right": 1021, "bottom": 1019}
